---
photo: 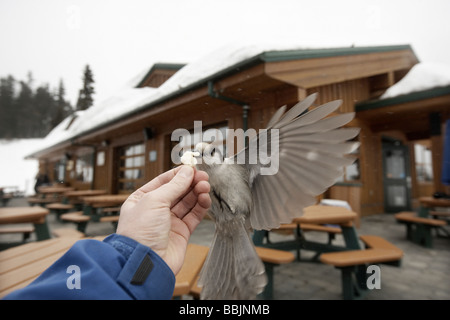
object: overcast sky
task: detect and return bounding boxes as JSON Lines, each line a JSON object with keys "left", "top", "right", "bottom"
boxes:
{"left": 1, "top": 0, "right": 450, "bottom": 106}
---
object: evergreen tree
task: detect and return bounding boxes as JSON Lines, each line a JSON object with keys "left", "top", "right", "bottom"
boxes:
{"left": 76, "top": 64, "right": 95, "bottom": 111}
{"left": 52, "top": 79, "right": 73, "bottom": 128}
{"left": 0, "top": 72, "right": 73, "bottom": 138}
{"left": 0, "top": 76, "right": 16, "bottom": 138}
{"left": 15, "top": 80, "right": 34, "bottom": 137}
{"left": 34, "top": 84, "right": 57, "bottom": 136}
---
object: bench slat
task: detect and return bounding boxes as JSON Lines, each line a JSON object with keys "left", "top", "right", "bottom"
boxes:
{"left": 320, "top": 248, "right": 403, "bottom": 267}
{"left": 359, "top": 235, "right": 403, "bottom": 253}
{"left": 99, "top": 216, "right": 120, "bottom": 223}
{"left": 429, "top": 211, "right": 450, "bottom": 218}
{"left": 0, "top": 251, "right": 67, "bottom": 295}
{"left": 0, "top": 238, "right": 78, "bottom": 275}
{"left": 395, "top": 212, "right": 446, "bottom": 226}
{"left": 173, "top": 244, "right": 209, "bottom": 297}
{"left": 255, "top": 246, "right": 295, "bottom": 264}
{"left": 300, "top": 223, "right": 341, "bottom": 234}
{"left": 61, "top": 212, "right": 90, "bottom": 222}
{"left": 52, "top": 228, "right": 85, "bottom": 238}
{"left": 46, "top": 203, "right": 74, "bottom": 210}
{"left": 0, "top": 226, "right": 34, "bottom": 234}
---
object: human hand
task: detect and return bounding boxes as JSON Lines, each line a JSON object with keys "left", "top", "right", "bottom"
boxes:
{"left": 117, "top": 165, "right": 211, "bottom": 275}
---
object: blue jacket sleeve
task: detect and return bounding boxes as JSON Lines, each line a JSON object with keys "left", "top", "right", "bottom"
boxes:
{"left": 3, "top": 234, "right": 175, "bottom": 300}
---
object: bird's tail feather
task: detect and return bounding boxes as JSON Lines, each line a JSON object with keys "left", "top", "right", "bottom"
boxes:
{"left": 198, "top": 221, "right": 267, "bottom": 299}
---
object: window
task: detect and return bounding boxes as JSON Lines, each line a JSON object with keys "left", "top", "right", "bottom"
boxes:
{"left": 75, "top": 153, "right": 94, "bottom": 183}
{"left": 54, "top": 158, "right": 66, "bottom": 183}
{"left": 414, "top": 142, "right": 433, "bottom": 182}
{"left": 118, "top": 143, "right": 145, "bottom": 193}
{"left": 336, "top": 136, "right": 361, "bottom": 183}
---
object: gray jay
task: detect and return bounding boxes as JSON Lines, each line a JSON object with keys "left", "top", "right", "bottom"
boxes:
{"left": 190, "top": 93, "right": 359, "bottom": 299}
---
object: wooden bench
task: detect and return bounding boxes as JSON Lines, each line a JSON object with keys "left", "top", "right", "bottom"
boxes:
{"left": 173, "top": 244, "right": 209, "bottom": 298}
{"left": 263, "top": 222, "right": 342, "bottom": 261}
{"left": 61, "top": 211, "right": 120, "bottom": 233}
{"left": 395, "top": 211, "right": 447, "bottom": 248}
{"left": 272, "top": 222, "right": 341, "bottom": 235}
{"left": 46, "top": 203, "right": 75, "bottom": 220}
{"left": 51, "top": 228, "right": 85, "bottom": 238}
{"left": 320, "top": 235, "right": 403, "bottom": 300}
{"left": 0, "top": 238, "right": 208, "bottom": 299}
{"left": 27, "top": 197, "right": 55, "bottom": 207}
{"left": 0, "top": 226, "right": 35, "bottom": 242}
{"left": 61, "top": 212, "right": 90, "bottom": 233}
{"left": 429, "top": 211, "right": 450, "bottom": 219}
{"left": 189, "top": 246, "right": 295, "bottom": 299}
{"left": 0, "top": 237, "right": 80, "bottom": 297}
{"left": 99, "top": 216, "right": 119, "bottom": 223}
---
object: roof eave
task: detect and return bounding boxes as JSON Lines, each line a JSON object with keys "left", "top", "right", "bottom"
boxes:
{"left": 355, "top": 85, "right": 450, "bottom": 112}
{"left": 32, "top": 44, "right": 419, "bottom": 157}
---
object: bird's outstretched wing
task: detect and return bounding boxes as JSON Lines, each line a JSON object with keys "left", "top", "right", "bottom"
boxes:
{"left": 229, "top": 93, "right": 360, "bottom": 230}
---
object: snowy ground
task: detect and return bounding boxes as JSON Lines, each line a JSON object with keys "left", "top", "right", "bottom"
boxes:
{"left": 0, "top": 139, "right": 43, "bottom": 196}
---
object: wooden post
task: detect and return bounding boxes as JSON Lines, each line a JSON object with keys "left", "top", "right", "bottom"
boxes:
{"left": 430, "top": 114, "right": 445, "bottom": 193}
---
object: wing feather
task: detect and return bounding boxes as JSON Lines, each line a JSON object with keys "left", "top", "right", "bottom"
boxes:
{"left": 282, "top": 128, "right": 361, "bottom": 142}
{"left": 273, "top": 93, "right": 317, "bottom": 128}
{"left": 265, "top": 105, "right": 287, "bottom": 129}
{"left": 283, "top": 112, "right": 355, "bottom": 134}
{"left": 234, "top": 93, "right": 359, "bottom": 230}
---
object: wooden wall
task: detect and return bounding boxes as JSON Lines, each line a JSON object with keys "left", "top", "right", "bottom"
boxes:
{"left": 306, "top": 79, "right": 373, "bottom": 217}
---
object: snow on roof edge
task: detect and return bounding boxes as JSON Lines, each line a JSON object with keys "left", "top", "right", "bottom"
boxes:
{"left": 28, "top": 42, "right": 418, "bottom": 158}
{"left": 380, "top": 62, "right": 450, "bottom": 99}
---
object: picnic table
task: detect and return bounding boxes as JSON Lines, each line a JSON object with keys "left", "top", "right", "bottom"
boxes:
{"left": 81, "top": 194, "right": 129, "bottom": 219}
{"left": 394, "top": 196, "right": 450, "bottom": 247}
{"left": 28, "top": 186, "right": 75, "bottom": 207}
{"left": 63, "top": 189, "right": 107, "bottom": 204}
{"left": 37, "top": 186, "right": 75, "bottom": 195}
{"left": 81, "top": 194, "right": 129, "bottom": 207}
{"left": 253, "top": 205, "right": 403, "bottom": 299}
{"left": 418, "top": 196, "right": 450, "bottom": 217}
{"left": 61, "top": 194, "right": 130, "bottom": 233}
{"left": 0, "top": 207, "right": 51, "bottom": 241}
{"left": 0, "top": 237, "right": 207, "bottom": 299}
{"left": 253, "top": 205, "right": 360, "bottom": 255}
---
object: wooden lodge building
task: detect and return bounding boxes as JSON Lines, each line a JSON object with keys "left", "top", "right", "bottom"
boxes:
{"left": 28, "top": 44, "right": 450, "bottom": 218}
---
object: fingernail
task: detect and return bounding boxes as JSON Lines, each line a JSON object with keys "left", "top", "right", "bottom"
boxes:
{"left": 179, "top": 165, "right": 193, "bottom": 178}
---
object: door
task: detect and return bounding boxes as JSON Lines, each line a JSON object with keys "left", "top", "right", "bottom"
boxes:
{"left": 382, "top": 143, "right": 412, "bottom": 213}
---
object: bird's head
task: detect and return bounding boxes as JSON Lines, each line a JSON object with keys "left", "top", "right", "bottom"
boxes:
{"left": 194, "top": 142, "right": 223, "bottom": 167}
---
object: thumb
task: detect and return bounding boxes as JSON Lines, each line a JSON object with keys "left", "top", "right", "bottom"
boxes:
{"left": 155, "top": 165, "right": 194, "bottom": 206}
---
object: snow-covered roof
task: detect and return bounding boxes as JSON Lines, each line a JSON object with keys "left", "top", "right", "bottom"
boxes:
{"left": 26, "top": 43, "right": 321, "bottom": 157}
{"left": 381, "top": 62, "right": 450, "bottom": 99}
{"left": 28, "top": 42, "right": 416, "bottom": 158}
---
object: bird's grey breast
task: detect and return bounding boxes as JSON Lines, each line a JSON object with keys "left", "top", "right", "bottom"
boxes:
{"left": 207, "top": 164, "right": 252, "bottom": 224}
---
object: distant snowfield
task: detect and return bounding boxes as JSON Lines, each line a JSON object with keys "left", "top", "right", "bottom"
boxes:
{"left": 0, "top": 139, "right": 43, "bottom": 196}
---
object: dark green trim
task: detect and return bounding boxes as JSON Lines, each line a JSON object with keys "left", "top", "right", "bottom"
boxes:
{"left": 261, "top": 45, "right": 413, "bottom": 62}
{"left": 356, "top": 85, "right": 450, "bottom": 112}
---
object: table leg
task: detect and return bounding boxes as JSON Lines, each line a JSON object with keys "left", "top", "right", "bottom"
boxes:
{"left": 34, "top": 220, "right": 51, "bottom": 241}
{"left": 340, "top": 225, "right": 361, "bottom": 250}
{"left": 418, "top": 206, "right": 429, "bottom": 218}
{"left": 252, "top": 230, "right": 267, "bottom": 246}
{"left": 260, "top": 263, "right": 274, "bottom": 300}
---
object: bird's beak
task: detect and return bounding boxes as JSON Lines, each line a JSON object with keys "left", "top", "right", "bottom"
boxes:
{"left": 193, "top": 149, "right": 202, "bottom": 158}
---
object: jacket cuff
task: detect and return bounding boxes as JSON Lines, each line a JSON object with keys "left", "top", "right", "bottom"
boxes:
{"left": 104, "top": 234, "right": 175, "bottom": 300}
